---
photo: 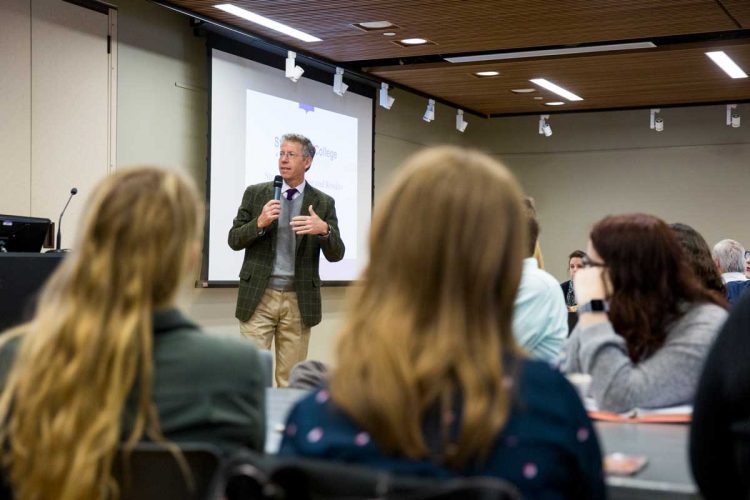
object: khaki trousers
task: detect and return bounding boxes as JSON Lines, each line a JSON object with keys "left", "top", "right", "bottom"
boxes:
{"left": 240, "top": 288, "right": 310, "bottom": 387}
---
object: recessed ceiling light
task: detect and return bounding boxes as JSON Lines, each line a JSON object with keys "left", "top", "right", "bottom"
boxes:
{"left": 445, "top": 41, "right": 656, "bottom": 63}
{"left": 544, "top": 101, "right": 565, "bottom": 106}
{"left": 358, "top": 21, "right": 396, "bottom": 29}
{"left": 400, "top": 38, "right": 428, "bottom": 45}
{"left": 474, "top": 71, "right": 500, "bottom": 77}
{"left": 511, "top": 88, "right": 536, "bottom": 93}
{"left": 530, "top": 78, "right": 583, "bottom": 101}
{"left": 392, "top": 38, "right": 436, "bottom": 48}
{"left": 382, "top": 32, "right": 396, "bottom": 36}
{"left": 706, "top": 51, "right": 748, "bottom": 79}
{"left": 214, "top": 4, "right": 321, "bottom": 42}
{"left": 533, "top": 97, "right": 544, "bottom": 100}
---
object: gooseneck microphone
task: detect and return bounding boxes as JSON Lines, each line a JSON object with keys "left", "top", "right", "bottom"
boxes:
{"left": 55, "top": 187, "right": 78, "bottom": 251}
{"left": 273, "top": 175, "right": 283, "bottom": 201}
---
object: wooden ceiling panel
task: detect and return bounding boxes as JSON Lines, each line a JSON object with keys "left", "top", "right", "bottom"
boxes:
{"left": 157, "top": 0, "right": 750, "bottom": 116}
{"left": 723, "top": 1, "right": 750, "bottom": 28}
{"left": 168, "top": 0, "right": 739, "bottom": 61}
{"left": 368, "top": 42, "right": 750, "bottom": 115}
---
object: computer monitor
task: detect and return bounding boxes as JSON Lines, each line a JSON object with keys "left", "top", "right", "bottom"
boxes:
{"left": 0, "top": 214, "right": 51, "bottom": 253}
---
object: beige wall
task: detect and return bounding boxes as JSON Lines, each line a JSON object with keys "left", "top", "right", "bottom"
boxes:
{"left": 476, "top": 108, "right": 750, "bottom": 281}
{"left": 86, "top": 0, "right": 750, "bottom": 364}
{"left": 0, "top": 0, "right": 31, "bottom": 215}
{"left": 0, "top": 0, "right": 112, "bottom": 245}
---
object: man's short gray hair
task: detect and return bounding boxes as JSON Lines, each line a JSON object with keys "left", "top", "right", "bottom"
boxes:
{"left": 282, "top": 133, "right": 316, "bottom": 159}
{"left": 712, "top": 239, "right": 746, "bottom": 273}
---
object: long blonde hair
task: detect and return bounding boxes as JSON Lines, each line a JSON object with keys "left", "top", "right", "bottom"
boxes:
{"left": 331, "top": 146, "right": 526, "bottom": 467}
{"left": 0, "top": 167, "right": 204, "bottom": 500}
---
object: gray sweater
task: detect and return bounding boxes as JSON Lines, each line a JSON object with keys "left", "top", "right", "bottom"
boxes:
{"left": 562, "top": 303, "right": 727, "bottom": 413}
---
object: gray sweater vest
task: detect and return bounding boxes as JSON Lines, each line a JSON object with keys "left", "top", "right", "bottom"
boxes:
{"left": 269, "top": 194, "right": 303, "bottom": 289}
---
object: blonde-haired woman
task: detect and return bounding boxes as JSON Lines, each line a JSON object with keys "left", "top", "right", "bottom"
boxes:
{"left": 279, "top": 147, "right": 604, "bottom": 498}
{"left": 0, "top": 168, "right": 266, "bottom": 500}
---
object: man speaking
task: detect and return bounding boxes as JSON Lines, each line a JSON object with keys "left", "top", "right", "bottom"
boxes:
{"left": 229, "top": 133, "right": 344, "bottom": 387}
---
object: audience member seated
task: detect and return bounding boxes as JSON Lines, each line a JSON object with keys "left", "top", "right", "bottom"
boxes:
{"left": 511, "top": 197, "right": 568, "bottom": 362}
{"left": 289, "top": 360, "right": 329, "bottom": 390}
{"left": 0, "top": 167, "right": 266, "bottom": 500}
{"left": 690, "top": 291, "right": 750, "bottom": 499}
{"left": 670, "top": 223, "right": 726, "bottom": 298}
{"left": 746, "top": 250, "right": 750, "bottom": 279}
{"left": 278, "top": 146, "right": 605, "bottom": 499}
{"left": 563, "top": 213, "right": 727, "bottom": 413}
{"left": 712, "top": 239, "right": 750, "bottom": 305}
{"left": 561, "top": 250, "right": 587, "bottom": 311}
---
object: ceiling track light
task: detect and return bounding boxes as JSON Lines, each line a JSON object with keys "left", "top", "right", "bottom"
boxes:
{"left": 538, "top": 114, "right": 552, "bottom": 137}
{"left": 650, "top": 108, "right": 663, "bottom": 132}
{"left": 379, "top": 83, "right": 395, "bottom": 109}
{"left": 333, "top": 67, "right": 348, "bottom": 96}
{"left": 727, "top": 104, "right": 741, "bottom": 128}
{"left": 285, "top": 51, "right": 304, "bottom": 83}
{"left": 423, "top": 99, "right": 435, "bottom": 122}
{"left": 456, "top": 109, "right": 468, "bottom": 132}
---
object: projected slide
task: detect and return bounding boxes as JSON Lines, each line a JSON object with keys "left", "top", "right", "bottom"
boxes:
{"left": 244, "top": 90, "right": 358, "bottom": 267}
{"left": 208, "top": 48, "right": 373, "bottom": 283}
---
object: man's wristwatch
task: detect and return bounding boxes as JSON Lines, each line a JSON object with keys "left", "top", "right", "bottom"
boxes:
{"left": 577, "top": 299, "right": 609, "bottom": 315}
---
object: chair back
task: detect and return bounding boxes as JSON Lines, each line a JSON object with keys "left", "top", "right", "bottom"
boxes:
{"left": 224, "top": 450, "right": 521, "bottom": 500}
{"left": 112, "top": 442, "right": 223, "bottom": 500}
{"left": 731, "top": 419, "right": 750, "bottom": 496}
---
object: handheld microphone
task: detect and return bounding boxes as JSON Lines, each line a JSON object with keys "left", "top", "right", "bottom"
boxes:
{"left": 54, "top": 187, "right": 78, "bottom": 251}
{"left": 273, "top": 175, "right": 283, "bottom": 201}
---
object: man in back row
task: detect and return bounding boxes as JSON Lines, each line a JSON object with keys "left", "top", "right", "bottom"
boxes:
{"left": 229, "top": 133, "right": 344, "bottom": 387}
{"left": 512, "top": 198, "right": 568, "bottom": 361}
{"left": 713, "top": 238, "right": 750, "bottom": 306}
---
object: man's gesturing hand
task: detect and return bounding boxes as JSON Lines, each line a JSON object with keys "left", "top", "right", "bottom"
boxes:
{"left": 257, "top": 199, "right": 281, "bottom": 229}
{"left": 291, "top": 205, "right": 329, "bottom": 235}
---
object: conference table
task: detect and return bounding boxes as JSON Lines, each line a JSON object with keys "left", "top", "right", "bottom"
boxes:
{"left": 265, "top": 388, "right": 699, "bottom": 499}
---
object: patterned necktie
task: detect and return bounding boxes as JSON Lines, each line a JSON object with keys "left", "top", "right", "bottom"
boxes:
{"left": 285, "top": 188, "right": 297, "bottom": 201}
{"left": 566, "top": 281, "right": 576, "bottom": 307}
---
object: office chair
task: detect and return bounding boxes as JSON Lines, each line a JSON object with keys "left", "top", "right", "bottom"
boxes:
{"left": 112, "top": 442, "right": 223, "bottom": 500}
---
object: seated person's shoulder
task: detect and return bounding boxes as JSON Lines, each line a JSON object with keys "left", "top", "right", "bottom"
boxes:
{"left": 154, "top": 315, "right": 263, "bottom": 383}
{"left": 511, "top": 357, "right": 584, "bottom": 414}
{"left": 521, "top": 265, "right": 566, "bottom": 294}
{"left": 0, "top": 334, "right": 23, "bottom": 385}
{"left": 682, "top": 302, "right": 728, "bottom": 325}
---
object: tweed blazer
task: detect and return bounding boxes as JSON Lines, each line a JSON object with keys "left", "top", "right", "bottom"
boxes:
{"left": 228, "top": 181, "right": 345, "bottom": 326}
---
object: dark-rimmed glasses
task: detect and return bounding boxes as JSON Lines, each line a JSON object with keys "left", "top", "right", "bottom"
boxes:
{"left": 582, "top": 255, "right": 605, "bottom": 268}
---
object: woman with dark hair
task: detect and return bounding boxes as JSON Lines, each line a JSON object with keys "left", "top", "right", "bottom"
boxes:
{"left": 563, "top": 213, "right": 727, "bottom": 413}
{"left": 670, "top": 223, "right": 726, "bottom": 297}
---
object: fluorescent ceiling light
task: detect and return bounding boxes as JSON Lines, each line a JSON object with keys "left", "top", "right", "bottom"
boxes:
{"left": 706, "top": 51, "right": 748, "bottom": 79}
{"left": 445, "top": 41, "right": 656, "bottom": 63}
{"left": 530, "top": 78, "right": 583, "bottom": 101}
{"left": 215, "top": 4, "right": 322, "bottom": 42}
